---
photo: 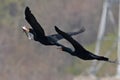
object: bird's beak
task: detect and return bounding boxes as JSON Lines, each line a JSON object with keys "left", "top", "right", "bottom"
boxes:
{"left": 22, "top": 26, "right": 30, "bottom": 32}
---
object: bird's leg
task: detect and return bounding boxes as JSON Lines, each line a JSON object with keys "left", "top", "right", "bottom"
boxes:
{"left": 57, "top": 46, "right": 63, "bottom": 51}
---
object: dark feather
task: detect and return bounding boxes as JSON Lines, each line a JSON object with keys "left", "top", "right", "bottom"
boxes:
{"left": 55, "top": 26, "right": 117, "bottom": 63}
{"left": 25, "top": 7, "right": 45, "bottom": 36}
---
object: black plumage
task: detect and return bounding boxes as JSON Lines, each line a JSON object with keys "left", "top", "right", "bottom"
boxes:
{"left": 23, "top": 6, "right": 85, "bottom": 46}
{"left": 55, "top": 26, "right": 117, "bottom": 63}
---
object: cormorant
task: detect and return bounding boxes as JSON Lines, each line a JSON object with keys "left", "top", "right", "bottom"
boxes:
{"left": 23, "top": 6, "right": 85, "bottom": 46}
{"left": 55, "top": 26, "right": 118, "bottom": 63}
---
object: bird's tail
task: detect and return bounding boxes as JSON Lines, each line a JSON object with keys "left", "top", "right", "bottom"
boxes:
{"left": 97, "top": 56, "right": 119, "bottom": 64}
{"left": 96, "top": 56, "right": 109, "bottom": 61}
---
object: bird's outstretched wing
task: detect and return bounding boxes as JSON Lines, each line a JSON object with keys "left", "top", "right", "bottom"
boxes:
{"left": 67, "top": 26, "right": 85, "bottom": 36}
{"left": 25, "top": 6, "right": 45, "bottom": 36}
{"left": 55, "top": 26, "right": 85, "bottom": 51}
{"left": 50, "top": 26, "right": 85, "bottom": 41}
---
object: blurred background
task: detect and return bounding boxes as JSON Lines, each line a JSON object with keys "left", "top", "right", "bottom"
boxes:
{"left": 0, "top": 0, "right": 119, "bottom": 80}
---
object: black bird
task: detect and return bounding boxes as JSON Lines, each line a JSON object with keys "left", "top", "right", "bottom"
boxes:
{"left": 23, "top": 6, "right": 85, "bottom": 46}
{"left": 55, "top": 26, "right": 118, "bottom": 63}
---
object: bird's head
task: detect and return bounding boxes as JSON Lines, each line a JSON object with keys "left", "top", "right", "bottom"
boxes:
{"left": 22, "top": 26, "right": 34, "bottom": 40}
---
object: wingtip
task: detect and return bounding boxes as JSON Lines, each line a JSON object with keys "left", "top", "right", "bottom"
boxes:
{"left": 25, "top": 6, "right": 31, "bottom": 15}
{"left": 25, "top": 6, "right": 29, "bottom": 11}
{"left": 54, "top": 26, "right": 57, "bottom": 29}
{"left": 54, "top": 26, "right": 66, "bottom": 35}
{"left": 54, "top": 26, "right": 59, "bottom": 32}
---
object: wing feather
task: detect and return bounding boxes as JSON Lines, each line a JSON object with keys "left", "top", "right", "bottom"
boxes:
{"left": 55, "top": 26, "right": 85, "bottom": 51}
{"left": 25, "top": 7, "right": 45, "bottom": 36}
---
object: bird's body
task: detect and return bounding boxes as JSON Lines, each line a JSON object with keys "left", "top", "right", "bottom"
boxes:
{"left": 23, "top": 6, "right": 85, "bottom": 46}
{"left": 55, "top": 26, "right": 117, "bottom": 63}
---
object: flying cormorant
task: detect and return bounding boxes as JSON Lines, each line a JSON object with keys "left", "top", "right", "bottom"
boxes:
{"left": 23, "top": 6, "right": 85, "bottom": 46}
{"left": 55, "top": 26, "right": 118, "bottom": 63}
